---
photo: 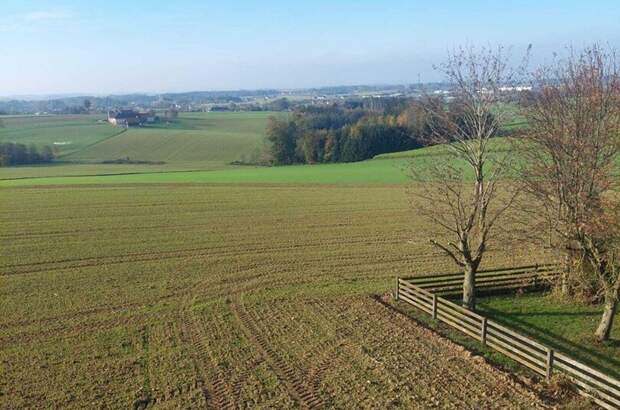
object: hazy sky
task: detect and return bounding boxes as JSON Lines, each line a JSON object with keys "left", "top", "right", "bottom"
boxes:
{"left": 1, "top": 0, "right": 619, "bottom": 96}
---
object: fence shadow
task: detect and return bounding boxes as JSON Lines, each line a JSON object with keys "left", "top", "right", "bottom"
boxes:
{"left": 478, "top": 304, "right": 620, "bottom": 379}
{"left": 398, "top": 268, "right": 620, "bottom": 410}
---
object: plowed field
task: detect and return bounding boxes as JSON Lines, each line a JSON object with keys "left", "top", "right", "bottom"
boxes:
{"left": 1, "top": 183, "right": 549, "bottom": 409}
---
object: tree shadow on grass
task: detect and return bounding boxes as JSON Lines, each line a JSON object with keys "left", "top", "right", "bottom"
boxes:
{"left": 479, "top": 304, "right": 620, "bottom": 380}
{"left": 496, "top": 310, "right": 600, "bottom": 318}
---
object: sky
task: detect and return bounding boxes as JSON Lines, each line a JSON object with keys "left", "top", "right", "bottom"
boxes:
{"left": 1, "top": 0, "right": 619, "bottom": 96}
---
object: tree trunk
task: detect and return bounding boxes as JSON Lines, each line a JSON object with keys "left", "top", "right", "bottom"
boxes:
{"left": 595, "top": 286, "right": 619, "bottom": 342}
{"left": 562, "top": 240, "right": 582, "bottom": 297}
{"left": 463, "top": 263, "right": 476, "bottom": 310}
{"left": 561, "top": 252, "right": 571, "bottom": 296}
{"left": 561, "top": 270, "right": 569, "bottom": 296}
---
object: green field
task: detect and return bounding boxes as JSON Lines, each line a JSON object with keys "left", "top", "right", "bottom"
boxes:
{"left": 1, "top": 112, "right": 616, "bottom": 408}
{"left": 0, "top": 112, "right": 276, "bottom": 181}
{"left": 64, "top": 112, "right": 274, "bottom": 167}
{"left": 0, "top": 158, "right": 412, "bottom": 186}
{"left": 0, "top": 114, "right": 122, "bottom": 156}
{"left": 0, "top": 122, "right": 523, "bottom": 187}
{"left": 476, "top": 293, "right": 620, "bottom": 380}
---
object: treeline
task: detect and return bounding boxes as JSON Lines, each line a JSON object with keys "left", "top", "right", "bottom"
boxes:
{"left": 0, "top": 143, "right": 55, "bottom": 166}
{"left": 266, "top": 100, "right": 432, "bottom": 164}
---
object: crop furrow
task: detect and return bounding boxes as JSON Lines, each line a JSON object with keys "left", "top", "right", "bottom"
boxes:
{"left": 231, "top": 299, "right": 324, "bottom": 409}
{"left": 178, "top": 310, "right": 235, "bottom": 409}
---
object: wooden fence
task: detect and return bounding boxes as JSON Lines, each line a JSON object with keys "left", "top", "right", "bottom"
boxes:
{"left": 403, "top": 263, "right": 561, "bottom": 295}
{"left": 396, "top": 266, "right": 620, "bottom": 410}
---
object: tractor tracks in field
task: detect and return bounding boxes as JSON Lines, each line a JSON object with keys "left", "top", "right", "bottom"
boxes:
{"left": 177, "top": 298, "right": 271, "bottom": 409}
{"left": 2, "top": 234, "right": 456, "bottom": 276}
{"left": 230, "top": 299, "right": 324, "bottom": 409}
{"left": 179, "top": 310, "right": 235, "bottom": 409}
{"left": 140, "top": 380, "right": 204, "bottom": 409}
{"left": 305, "top": 341, "right": 341, "bottom": 403}
{"left": 228, "top": 356, "right": 264, "bottom": 401}
{"left": 305, "top": 296, "right": 549, "bottom": 409}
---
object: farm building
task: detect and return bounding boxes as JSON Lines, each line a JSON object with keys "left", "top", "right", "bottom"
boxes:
{"left": 107, "top": 110, "right": 158, "bottom": 127}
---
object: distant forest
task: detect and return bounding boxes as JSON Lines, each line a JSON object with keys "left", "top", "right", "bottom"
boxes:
{"left": 265, "top": 96, "right": 511, "bottom": 165}
{"left": 0, "top": 143, "right": 55, "bottom": 166}
{"left": 266, "top": 99, "right": 430, "bottom": 164}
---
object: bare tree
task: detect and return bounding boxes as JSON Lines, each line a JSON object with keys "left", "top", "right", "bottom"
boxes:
{"left": 587, "top": 218, "right": 620, "bottom": 341}
{"left": 520, "top": 45, "right": 620, "bottom": 341}
{"left": 411, "top": 45, "right": 526, "bottom": 310}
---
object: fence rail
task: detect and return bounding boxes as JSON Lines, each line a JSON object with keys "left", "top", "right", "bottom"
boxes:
{"left": 396, "top": 267, "right": 620, "bottom": 410}
{"left": 402, "top": 264, "right": 562, "bottom": 295}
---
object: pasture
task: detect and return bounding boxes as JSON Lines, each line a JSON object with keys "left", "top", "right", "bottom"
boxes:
{"left": 0, "top": 114, "right": 122, "bottom": 156}
{"left": 0, "top": 112, "right": 275, "bottom": 181}
{"left": 476, "top": 293, "right": 620, "bottom": 379}
{"left": 0, "top": 158, "right": 411, "bottom": 186}
{"left": 64, "top": 112, "right": 273, "bottom": 167}
{"left": 0, "top": 146, "right": 504, "bottom": 188}
{"left": 0, "top": 132, "right": 521, "bottom": 187}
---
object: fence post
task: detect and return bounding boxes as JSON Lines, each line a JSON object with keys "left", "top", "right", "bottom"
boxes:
{"left": 546, "top": 348, "right": 554, "bottom": 381}
{"left": 395, "top": 277, "right": 400, "bottom": 301}
{"left": 432, "top": 295, "right": 437, "bottom": 320}
{"left": 481, "top": 318, "right": 487, "bottom": 346}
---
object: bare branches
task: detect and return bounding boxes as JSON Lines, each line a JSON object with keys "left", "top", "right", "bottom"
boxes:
{"left": 520, "top": 44, "right": 620, "bottom": 252}
{"left": 410, "top": 45, "right": 527, "bottom": 309}
{"left": 518, "top": 44, "right": 620, "bottom": 340}
{"left": 430, "top": 239, "right": 465, "bottom": 267}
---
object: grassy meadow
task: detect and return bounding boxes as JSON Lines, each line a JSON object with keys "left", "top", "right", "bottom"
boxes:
{"left": 64, "top": 112, "right": 273, "bottom": 167}
{"left": 0, "top": 114, "right": 123, "bottom": 156}
{"left": 0, "top": 125, "right": 522, "bottom": 187}
{"left": 1, "top": 112, "right": 617, "bottom": 408}
{"left": 0, "top": 112, "right": 276, "bottom": 181}
{"left": 476, "top": 293, "right": 620, "bottom": 380}
{"left": 0, "top": 158, "right": 412, "bottom": 186}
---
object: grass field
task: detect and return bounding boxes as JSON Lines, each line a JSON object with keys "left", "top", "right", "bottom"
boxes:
{"left": 0, "top": 143, "right": 502, "bottom": 187}
{"left": 0, "top": 112, "right": 276, "bottom": 181}
{"left": 476, "top": 292, "right": 620, "bottom": 380}
{"left": 64, "top": 112, "right": 274, "bottom": 167}
{"left": 0, "top": 130, "right": 523, "bottom": 187}
{"left": 0, "top": 114, "right": 122, "bottom": 156}
{"left": 0, "top": 158, "right": 412, "bottom": 186}
{"left": 2, "top": 113, "right": 617, "bottom": 408}
{"left": 0, "top": 113, "right": 515, "bottom": 186}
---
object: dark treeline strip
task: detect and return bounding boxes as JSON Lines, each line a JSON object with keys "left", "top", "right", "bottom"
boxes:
{"left": 265, "top": 97, "right": 510, "bottom": 165}
{"left": 266, "top": 99, "right": 430, "bottom": 165}
{"left": 0, "top": 143, "right": 55, "bottom": 166}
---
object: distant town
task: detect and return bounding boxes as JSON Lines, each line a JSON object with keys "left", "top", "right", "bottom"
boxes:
{"left": 0, "top": 84, "right": 450, "bottom": 115}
